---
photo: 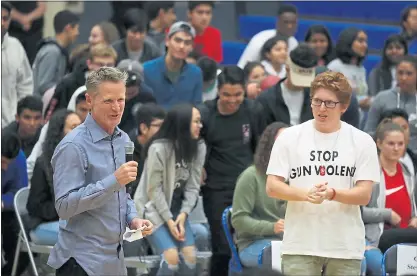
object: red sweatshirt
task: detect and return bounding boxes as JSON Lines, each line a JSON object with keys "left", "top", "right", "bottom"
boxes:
{"left": 194, "top": 26, "right": 223, "bottom": 63}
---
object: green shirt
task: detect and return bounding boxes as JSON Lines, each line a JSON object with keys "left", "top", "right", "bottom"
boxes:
{"left": 231, "top": 165, "right": 287, "bottom": 251}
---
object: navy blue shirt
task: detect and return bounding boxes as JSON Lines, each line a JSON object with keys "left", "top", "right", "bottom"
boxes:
{"left": 143, "top": 56, "right": 203, "bottom": 110}
{"left": 1, "top": 150, "right": 28, "bottom": 210}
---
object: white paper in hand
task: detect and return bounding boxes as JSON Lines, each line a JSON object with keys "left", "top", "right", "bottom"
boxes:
{"left": 123, "top": 227, "right": 144, "bottom": 242}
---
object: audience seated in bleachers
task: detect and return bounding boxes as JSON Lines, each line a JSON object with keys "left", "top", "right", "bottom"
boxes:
{"left": 3, "top": 95, "right": 43, "bottom": 158}
{"left": 365, "top": 55, "right": 417, "bottom": 154}
{"left": 2, "top": 2, "right": 417, "bottom": 275}
{"left": 1, "top": 131, "right": 29, "bottom": 275}
{"left": 26, "top": 109, "right": 81, "bottom": 246}
{"left": 232, "top": 122, "right": 288, "bottom": 267}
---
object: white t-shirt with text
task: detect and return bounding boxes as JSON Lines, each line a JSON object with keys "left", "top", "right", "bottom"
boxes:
{"left": 266, "top": 120, "right": 380, "bottom": 259}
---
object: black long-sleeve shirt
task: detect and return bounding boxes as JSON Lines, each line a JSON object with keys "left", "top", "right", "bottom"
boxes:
{"left": 26, "top": 156, "right": 58, "bottom": 230}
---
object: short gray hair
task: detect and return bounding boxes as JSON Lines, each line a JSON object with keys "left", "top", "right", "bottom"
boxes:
{"left": 86, "top": 67, "right": 128, "bottom": 92}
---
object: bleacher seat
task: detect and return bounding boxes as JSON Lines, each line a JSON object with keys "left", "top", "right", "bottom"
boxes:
{"left": 285, "top": 1, "right": 410, "bottom": 23}
{"left": 222, "top": 41, "right": 248, "bottom": 65}
{"left": 238, "top": 16, "right": 401, "bottom": 51}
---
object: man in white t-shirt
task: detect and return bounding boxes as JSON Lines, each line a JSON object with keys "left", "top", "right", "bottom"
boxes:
{"left": 266, "top": 71, "right": 380, "bottom": 275}
{"left": 238, "top": 4, "right": 299, "bottom": 68}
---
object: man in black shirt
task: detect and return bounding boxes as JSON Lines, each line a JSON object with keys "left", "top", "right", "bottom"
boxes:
{"left": 198, "top": 66, "right": 265, "bottom": 276}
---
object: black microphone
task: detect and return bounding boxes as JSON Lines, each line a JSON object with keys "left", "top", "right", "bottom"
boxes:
{"left": 125, "top": 141, "right": 134, "bottom": 162}
{"left": 125, "top": 141, "right": 135, "bottom": 192}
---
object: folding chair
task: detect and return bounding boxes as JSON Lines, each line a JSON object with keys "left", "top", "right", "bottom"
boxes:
{"left": 11, "top": 187, "right": 53, "bottom": 276}
{"left": 221, "top": 206, "right": 243, "bottom": 275}
{"left": 258, "top": 244, "right": 272, "bottom": 267}
{"left": 381, "top": 243, "right": 417, "bottom": 276}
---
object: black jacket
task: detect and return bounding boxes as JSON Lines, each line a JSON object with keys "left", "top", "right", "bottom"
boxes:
{"left": 256, "top": 78, "right": 313, "bottom": 130}
{"left": 256, "top": 78, "right": 360, "bottom": 129}
{"left": 26, "top": 156, "right": 59, "bottom": 230}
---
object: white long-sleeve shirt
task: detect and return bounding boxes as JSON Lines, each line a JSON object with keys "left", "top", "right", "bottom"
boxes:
{"left": 1, "top": 33, "right": 33, "bottom": 126}
{"left": 238, "top": 29, "right": 298, "bottom": 69}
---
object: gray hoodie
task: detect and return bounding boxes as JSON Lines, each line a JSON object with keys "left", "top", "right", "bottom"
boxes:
{"left": 364, "top": 88, "right": 417, "bottom": 153}
{"left": 32, "top": 38, "right": 68, "bottom": 96}
{"left": 362, "top": 162, "right": 417, "bottom": 247}
{"left": 134, "top": 139, "right": 206, "bottom": 230}
{"left": 1, "top": 33, "right": 33, "bottom": 126}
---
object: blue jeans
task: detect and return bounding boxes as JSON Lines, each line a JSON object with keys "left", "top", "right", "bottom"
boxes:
{"left": 239, "top": 239, "right": 272, "bottom": 267}
{"left": 29, "top": 221, "right": 59, "bottom": 246}
{"left": 190, "top": 223, "right": 210, "bottom": 251}
{"left": 363, "top": 242, "right": 383, "bottom": 276}
{"left": 147, "top": 219, "right": 196, "bottom": 276}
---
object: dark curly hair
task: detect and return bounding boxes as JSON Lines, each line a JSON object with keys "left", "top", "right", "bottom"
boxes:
{"left": 254, "top": 122, "right": 288, "bottom": 175}
{"left": 41, "top": 109, "right": 78, "bottom": 184}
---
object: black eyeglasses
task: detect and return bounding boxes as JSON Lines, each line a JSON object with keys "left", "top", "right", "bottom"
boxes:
{"left": 311, "top": 98, "right": 340, "bottom": 109}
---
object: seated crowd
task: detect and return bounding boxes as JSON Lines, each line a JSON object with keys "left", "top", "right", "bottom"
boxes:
{"left": 1, "top": 1, "right": 417, "bottom": 276}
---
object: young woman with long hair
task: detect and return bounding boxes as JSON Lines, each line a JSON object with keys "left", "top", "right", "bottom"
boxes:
{"left": 232, "top": 122, "right": 289, "bottom": 267}
{"left": 134, "top": 104, "right": 206, "bottom": 276}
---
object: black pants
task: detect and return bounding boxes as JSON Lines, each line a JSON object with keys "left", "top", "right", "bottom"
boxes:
{"left": 1, "top": 211, "right": 29, "bottom": 276}
{"left": 56, "top": 258, "right": 88, "bottom": 276}
{"left": 8, "top": 29, "right": 43, "bottom": 66}
{"left": 202, "top": 187, "right": 234, "bottom": 276}
{"left": 378, "top": 228, "right": 417, "bottom": 253}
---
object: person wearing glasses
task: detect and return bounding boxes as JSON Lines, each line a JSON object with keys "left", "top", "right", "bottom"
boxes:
{"left": 266, "top": 71, "right": 380, "bottom": 275}
{"left": 143, "top": 21, "right": 203, "bottom": 110}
